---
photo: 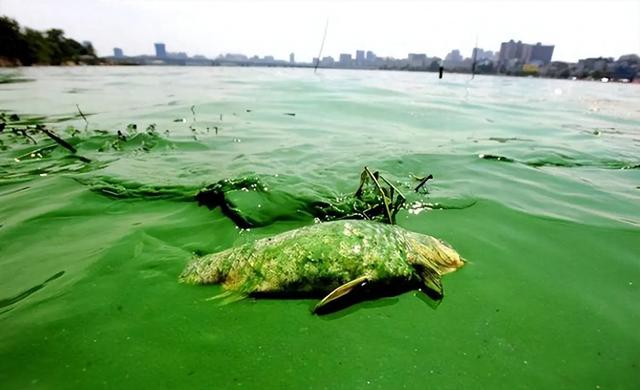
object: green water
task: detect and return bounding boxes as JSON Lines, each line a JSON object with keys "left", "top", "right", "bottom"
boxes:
{"left": 1, "top": 67, "right": 639, "bottom": 389}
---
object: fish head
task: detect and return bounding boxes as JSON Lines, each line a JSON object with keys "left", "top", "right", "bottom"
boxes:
{"left": 406, "top": 233, "right": 465, "bottom": 276}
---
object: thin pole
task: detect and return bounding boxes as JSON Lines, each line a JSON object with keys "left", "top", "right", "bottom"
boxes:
{"left": 314, "top": 19, "right": 329, "bottom": 73}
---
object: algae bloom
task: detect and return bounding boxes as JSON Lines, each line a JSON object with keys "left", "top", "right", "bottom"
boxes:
{"left": 180, "top": 220, "right": 465, "bottom": 313}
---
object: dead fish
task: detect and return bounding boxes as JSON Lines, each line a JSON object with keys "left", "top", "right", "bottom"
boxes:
{"left": 180, "top": 220, "right": 465, "bottom": 313}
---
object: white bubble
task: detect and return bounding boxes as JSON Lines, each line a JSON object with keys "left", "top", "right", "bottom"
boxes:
{"left": 554, "top": 88, "right": 563, "bottom": 95}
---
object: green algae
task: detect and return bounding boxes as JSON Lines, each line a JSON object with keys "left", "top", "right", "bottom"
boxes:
{"left": 0, "top": 68, "right": 639, "bottom": 389}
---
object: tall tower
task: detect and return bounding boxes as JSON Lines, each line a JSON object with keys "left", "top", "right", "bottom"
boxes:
{"left": 154, "top": 43, "right": 167, "bottom": 58}
{"left": 356, "top": 50, "right": 365, "bottom": 66}
{"left": 289, "top": 52, "right": 295, "bottom": 64}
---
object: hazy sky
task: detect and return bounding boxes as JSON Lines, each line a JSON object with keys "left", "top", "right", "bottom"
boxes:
{"left": 2, "top": 0, "right": 639, "bottom": 62}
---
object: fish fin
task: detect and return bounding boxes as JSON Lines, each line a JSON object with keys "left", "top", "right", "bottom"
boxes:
{"left": 205, "top": 290, "right": 247, "bottom": 305}
{"left": 313, "top": 276, "right": 368, "bottom": 313}
{"left": 415, "top": 266, "right": 444, "bottom": 300}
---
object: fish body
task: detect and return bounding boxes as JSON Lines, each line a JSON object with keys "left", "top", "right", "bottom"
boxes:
{"left": 180, "top": 220, "right": 465, "bottom": 311}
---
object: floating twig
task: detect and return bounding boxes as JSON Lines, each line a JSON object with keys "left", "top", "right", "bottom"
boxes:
{"left": 379, "top": 175, "right": 406, "bottom": 219}
{"left": 37, "top": 125, "right": 76, "bottom": 153}
{"left": 36, "top": 125, "right": 91, "bottom": 162}
{"left": 363, "top": 167, "right": 393, "bottom": 224}
{"left": 414, "top": 174, "right": 434, "bottom": 192}
{"left": 12, "top": 128, "right": 37, "bottom": 144}
{"left": 355, "top": 167, "right": 406, "bottom": 224}
{"left": 76, "top": 104, "right": 88, "bottom": 124}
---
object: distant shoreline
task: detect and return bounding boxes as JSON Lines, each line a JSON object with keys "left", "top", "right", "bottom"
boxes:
{"left": 1, "top": 62, "right": 637, "bottom": 84}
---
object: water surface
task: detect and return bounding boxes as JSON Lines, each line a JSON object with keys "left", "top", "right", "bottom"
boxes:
{"left": 1, "top": 67, "right": 639, "bottom": 389}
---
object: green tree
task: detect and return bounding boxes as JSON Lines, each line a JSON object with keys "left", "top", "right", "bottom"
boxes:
{"left": 0, "top": 16, "right": 97, "bottom": 66}
{"left": 0, "top": 16, "right": 29, "bottom": 64}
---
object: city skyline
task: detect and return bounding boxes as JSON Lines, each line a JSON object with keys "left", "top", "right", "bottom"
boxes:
{"left": 1, "top": 0, "right": 639, "bottom": 63}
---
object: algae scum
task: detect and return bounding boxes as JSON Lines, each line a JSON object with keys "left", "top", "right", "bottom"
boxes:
{"left": 1, "top": 67, "right": 639, "bottom": 388}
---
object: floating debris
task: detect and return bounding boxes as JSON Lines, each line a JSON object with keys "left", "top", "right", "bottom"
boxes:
{"left": 75, "top": 104, "right": 89, "bottom": 124}
{"left": 478, "top": 154, "right": 514, "bottom": 162}
{"left": 487, "top": 137, "right": 532, "bottom": 143}
{"left": 414, "top": 174, "right": 434, "bottom": 193}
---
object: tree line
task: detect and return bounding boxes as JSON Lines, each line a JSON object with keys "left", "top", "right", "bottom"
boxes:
{"left": 0, "top": 16, "right": 97, "bottom": 66}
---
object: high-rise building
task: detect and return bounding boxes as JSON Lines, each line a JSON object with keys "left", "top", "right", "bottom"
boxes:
{"left": 366, "top": 51, "right": 377, "bottom": 63}
{"left": 113, "top": 48, "right": 124, "bottom": 58}
{"left": 339, "top": 53, "right": 353, "bottom": 67}
{"left": 498, "top": 40, "right": 554, "bottom": 68}
{"left": 498, "top": 40, "right": 522, "bottom": 68}
{"left": 356, "top": 50, "right": 365, "bottom": 66}
{"left": 529, "top": 43, "right": 554, "bottom": 65}
{"left": 154, "top": 43, "right": 167, "bottom": 58}
{"left": 289, "top": 52, "right": 295, "bottom": 64}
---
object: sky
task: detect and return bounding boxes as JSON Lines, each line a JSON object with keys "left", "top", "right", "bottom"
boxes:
{"left": 1, "top": 0, "right": 639, "bottom": 63}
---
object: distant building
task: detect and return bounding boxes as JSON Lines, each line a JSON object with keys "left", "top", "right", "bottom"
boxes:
{"left": 366, "top": 51, "right": 377, "bottom": 63}
{"left": 472, "top": 48, "right": 495, "bottom": 61}
{"left": 224, "top": 53, "right": 248, "bottom": 62}
{"left": 445, "top": 49, "right": 463, "bottom": 65}
{"left": 113, "top": 48, "right": 124, "bottom": 58}
{"left": 263, "top": 55, "right": 275, "bottom": 62}
{"left": 320, "top": 56, "right": 335, "bottom": 66}
{"left": 356, "top": 50, "right": 365, "bottom": 66}
{"left": 498, "top": 40, "right": 522, "bottom": 68}
{"left": 339, "top": 53, "right": 353, "bottom": 67}
{"left": 154, "top": 43, "right": 167, "bottom": 58}
{"left": 529, "top": 43, "right": 554, "bottom": 65}
{"left": 289, "top": 52, "right": 295, "bottom": 64}
{"left": 168, "top": 52, "right": 188, "bottom": 59}
{"left": 408, "top": 53, "right": 427, "bottom": 67}
{"left": 498, "top": 40, "right": 554, "bottom": 69}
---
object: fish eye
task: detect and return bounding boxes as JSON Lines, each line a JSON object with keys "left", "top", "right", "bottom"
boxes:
{"left": 438, "top": 239, "right": 453, "bottom": 249}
